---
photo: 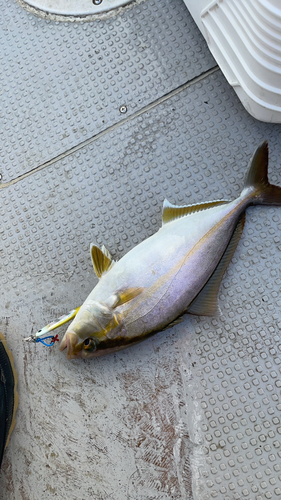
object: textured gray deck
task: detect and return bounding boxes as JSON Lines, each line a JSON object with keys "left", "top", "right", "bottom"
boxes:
{"left": 0, "top": 1, "right": 281, "bottom": 499}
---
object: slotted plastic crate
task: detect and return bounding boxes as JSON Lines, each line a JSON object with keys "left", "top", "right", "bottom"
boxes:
{"left": 183, "top": 0, "right": 281, "bottom": 122}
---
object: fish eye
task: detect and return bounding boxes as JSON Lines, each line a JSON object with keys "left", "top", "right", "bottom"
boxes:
{"left": 83, "top": 338, "right": 97, "bottom": 352}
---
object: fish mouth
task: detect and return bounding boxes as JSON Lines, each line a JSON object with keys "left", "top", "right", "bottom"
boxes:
{"left": 60, "top": 332, "right": 81, "bottom": 360}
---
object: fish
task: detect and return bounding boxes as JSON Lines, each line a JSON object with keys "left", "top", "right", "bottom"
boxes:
{"left": 60, "top": 141, "right": 281, "bottom": 360}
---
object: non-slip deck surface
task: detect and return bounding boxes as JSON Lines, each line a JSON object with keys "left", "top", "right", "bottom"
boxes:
{"left": 0, "top": 1, "right": 281, "bottom": 499}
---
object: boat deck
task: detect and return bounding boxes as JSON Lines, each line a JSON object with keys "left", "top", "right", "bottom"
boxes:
{"left": 0, "top": 1, "right": 281, "bottom": 499}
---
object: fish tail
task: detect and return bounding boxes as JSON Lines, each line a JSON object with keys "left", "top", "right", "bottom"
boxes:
{"left": 243, "top": 140, "right": 281, "bottom": 205}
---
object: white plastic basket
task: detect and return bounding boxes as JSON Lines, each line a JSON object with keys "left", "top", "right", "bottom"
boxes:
{"left": 183, "top": 0, "right": 281, "bottom": 123}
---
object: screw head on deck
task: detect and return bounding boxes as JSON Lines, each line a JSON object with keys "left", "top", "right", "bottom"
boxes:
{"left": 119, "top": 105, "right": 128, "bottom": 114}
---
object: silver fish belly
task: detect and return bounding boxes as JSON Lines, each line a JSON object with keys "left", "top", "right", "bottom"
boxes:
{"left": 60, "top": 141, "right": 281, "bottom": 359}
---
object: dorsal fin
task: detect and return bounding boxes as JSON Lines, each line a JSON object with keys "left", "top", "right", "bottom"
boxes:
{"left": 187, "top": 214, "right": 245, "bottom": 316}
{"left": 162, "top": 199, "right": 228, "bottom": 225}
{"left": 90, "top": 244, "right": 115, "bottom": 279}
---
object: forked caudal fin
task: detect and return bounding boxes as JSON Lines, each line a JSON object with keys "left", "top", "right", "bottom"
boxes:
{"left": 243, "top": 141, "right": 281, "bottom": 205}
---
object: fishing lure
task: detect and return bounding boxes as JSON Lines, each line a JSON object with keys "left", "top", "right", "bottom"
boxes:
{"left": 24, "top": 308, "right": 80, "bottom": 346}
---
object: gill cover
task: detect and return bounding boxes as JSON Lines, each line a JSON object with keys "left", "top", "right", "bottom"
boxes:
{"left": 72, "top": 300, "right": 115, "bottom": 340}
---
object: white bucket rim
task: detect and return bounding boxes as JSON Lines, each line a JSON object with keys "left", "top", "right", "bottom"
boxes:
{"left": 18, "top": 0, "right": 136, "bottom": 20}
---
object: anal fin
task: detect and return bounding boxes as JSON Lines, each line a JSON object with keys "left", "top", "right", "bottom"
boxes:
{"left": 187, "top": 214, "right": 245, "bottom": 316}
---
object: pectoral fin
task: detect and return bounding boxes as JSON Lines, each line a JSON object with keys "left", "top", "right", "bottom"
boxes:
{"left": 162, "top": 199, "right": 228, "bottom": 225}
{"left": 109, "top": 287, "right": 145, "bottom": 309}
{"left": 90, "top": 244, "right": 115, "bottom": 279}
{"left": 187, "top": 214, "right": 245, "bottom": 316}
{"left": 161, "top": 315, "right": 184, "bottom": 331}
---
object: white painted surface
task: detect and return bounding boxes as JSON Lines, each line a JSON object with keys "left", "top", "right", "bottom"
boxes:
{"left": 20, "top": 0, "right": 133, "bottom": 16}
{"left": 183, "top": 0, "right": 281, "bottom": 122}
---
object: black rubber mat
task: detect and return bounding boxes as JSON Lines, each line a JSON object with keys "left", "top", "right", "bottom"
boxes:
{"left": 0, "top": 336, "right": 17, "bottom": 468}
